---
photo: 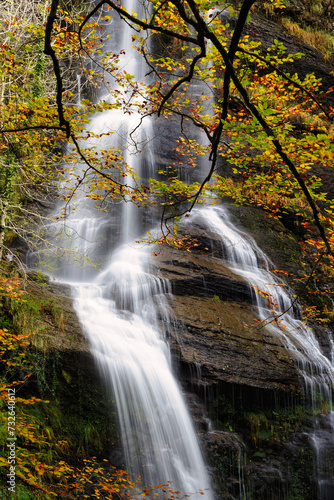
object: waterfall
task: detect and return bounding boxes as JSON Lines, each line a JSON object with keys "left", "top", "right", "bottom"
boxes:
{"left": 76, "top": 73, "right": 81, "bottom": 106}
{"left": 26, "top": 0, "right": 214, "bottom": 497}
{"left": 73, "top": 247, "right": 212, "bottom": 495}
{"left": 185, "top": 205, "right": 334, "bottom": 498}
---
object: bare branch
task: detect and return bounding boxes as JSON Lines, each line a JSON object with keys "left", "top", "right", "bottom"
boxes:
{"left": 44, "top": 0, "right": 71, "bottom": 137}
{"left": 220, "top": 0, "right": 257, "bottom": 121}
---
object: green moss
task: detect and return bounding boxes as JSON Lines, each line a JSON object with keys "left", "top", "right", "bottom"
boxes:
{"left": 10, "top": 295, "right": 66, "bottom": 339}
{"left": 0, "top": 270, "right": 121, "bottom": 496}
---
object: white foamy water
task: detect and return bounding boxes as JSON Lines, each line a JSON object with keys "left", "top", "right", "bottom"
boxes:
{"left": 73, "top": 244, "right": 212, "bottom": 496}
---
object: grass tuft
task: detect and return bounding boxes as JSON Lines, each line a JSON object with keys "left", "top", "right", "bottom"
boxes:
{"left": 281, "top": 17, "right": 334, "bottom": 62}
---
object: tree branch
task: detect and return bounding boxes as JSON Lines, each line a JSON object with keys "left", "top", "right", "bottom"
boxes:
{"left": 44, "top": 0, "right": 71, "bottom": 138}
{"left": 221, "top": 0, "right": 257, "bottom": 121}
{"left": 0, "top": 125, "right": 66, "bottom": 134}
{"left": 78, "top": 0, "right": 198, "bottom": 46}
{"left": 255, "top": 250, "right": 325, "bottom": 331}
{"left": 158, "top": 33, "right": 206, "bottom": 116}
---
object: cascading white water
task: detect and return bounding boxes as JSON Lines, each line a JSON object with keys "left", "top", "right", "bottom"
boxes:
{"left": 73, "top": 246, "right": 212, "bottom": 495}
{"left": 187, "top": 206, "right": 334, "bottom": 387}
{"left": 27, "top": 1, "right": 214, "bottom": 497}
{"left": 185, "top": 205, "right": 334, "bottom": 498}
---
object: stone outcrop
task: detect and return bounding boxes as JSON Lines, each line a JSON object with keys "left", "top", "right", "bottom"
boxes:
{"left": 154, "top": 245, "right": 301, "bottom": 392}
{"left": 24, "top": 273, "right": 87, "bottom": 352}
{"left": 12, "top": 207, "right": 328, "bottom": 499}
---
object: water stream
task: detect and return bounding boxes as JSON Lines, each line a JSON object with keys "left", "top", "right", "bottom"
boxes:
{"left": 73, "top": 247, "right": 212, "bottom": 495}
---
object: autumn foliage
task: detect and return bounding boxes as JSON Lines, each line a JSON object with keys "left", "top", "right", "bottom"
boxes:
{"left": 1, "top": 0, "right": 334, "bottom": 259}
{"left": 0, "top": 0, "right": 334, "bottom": 494}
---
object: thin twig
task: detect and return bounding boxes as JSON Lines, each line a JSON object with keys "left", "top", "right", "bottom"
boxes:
{"left": 255, "top": 251, "right": 325, "bottom": 330}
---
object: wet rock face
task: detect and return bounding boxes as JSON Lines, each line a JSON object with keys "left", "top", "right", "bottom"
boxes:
{"left": 153, "top": 237, "right": 301, "bottom": 393}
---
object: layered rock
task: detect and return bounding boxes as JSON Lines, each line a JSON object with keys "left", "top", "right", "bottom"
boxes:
{"left": 152, "top": 209, "right": 304, "bottom": 396}
{"left": 153, "top": 245, "right": 301, "bottom": 392}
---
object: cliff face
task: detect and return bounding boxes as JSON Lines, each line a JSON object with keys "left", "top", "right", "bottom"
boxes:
{"left": 154, "top": 237, "right": 300, "bottom": 392}
{"left": 20, "top": 204, "right": 320, "bottom": 499}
